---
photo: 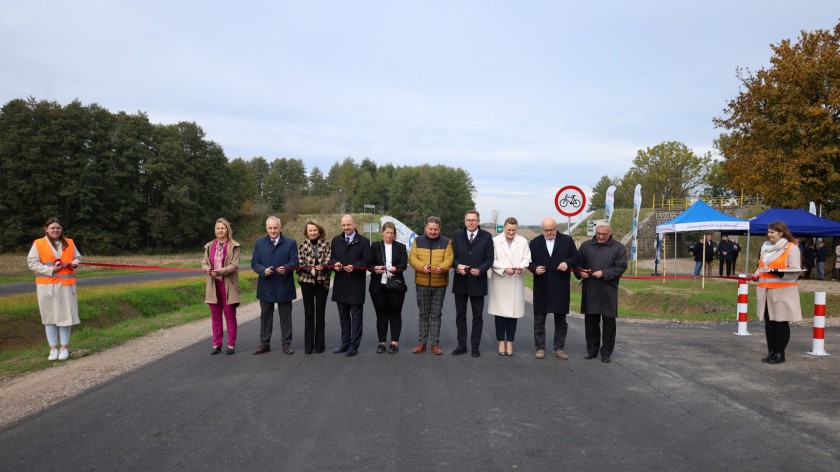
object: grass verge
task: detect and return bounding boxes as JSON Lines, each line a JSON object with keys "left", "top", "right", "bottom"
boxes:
{"left": 0, "top": 273, "right": 257, "bottom": 380}
{"left": 525, "top": 272, "right": 836, "bottom": 322}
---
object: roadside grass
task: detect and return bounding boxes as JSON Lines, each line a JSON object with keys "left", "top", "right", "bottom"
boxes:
{"left": 0, "top": 272, "right": 257, "bottom": 380}
{"left": 524, "top": 273, "right": 835, "bottom": 322}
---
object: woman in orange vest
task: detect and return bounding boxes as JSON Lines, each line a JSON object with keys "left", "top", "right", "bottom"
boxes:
{"left": 753, "top": 221, "right": 802, "bottom": 364}
{"left": 26, "top": 217, "right": 81, "bottom": 361}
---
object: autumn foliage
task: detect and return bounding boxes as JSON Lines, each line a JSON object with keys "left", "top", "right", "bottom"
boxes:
{"left": 715, "top": 22, "right": 840, "bottom": 214}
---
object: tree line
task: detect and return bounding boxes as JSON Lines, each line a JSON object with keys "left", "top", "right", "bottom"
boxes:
{"left": 0, "top": 98, "right": 475, "bottom": 253}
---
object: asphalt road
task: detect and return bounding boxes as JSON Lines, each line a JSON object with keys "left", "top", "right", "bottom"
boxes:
{"left": 1, "top": 284, "right": 839, "bottom": 471}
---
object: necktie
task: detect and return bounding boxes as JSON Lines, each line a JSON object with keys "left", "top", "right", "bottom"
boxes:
{"left": 272, "top": 239, "right": 277, "bottom": 246}
{"left": 469, "top": 233, "right": 474, "bottom": 243}
{"left": 346, "top": 236, "right": 351, "bottom": 245}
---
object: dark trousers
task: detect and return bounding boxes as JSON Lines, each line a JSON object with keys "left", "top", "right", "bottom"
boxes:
{"left": 371, "top": 287, "right": 405, "bottom": 343}
{"left": 300, "top": 282, "right": 328, "bottom": 353}
{"left": 719, "top": 259, "right": 733, "bottom": 276}
{"left": 764, "top": 308, "right": 791, "bottom": 353}
{"left": 454, "top": 294, "right": 484, "bottom": 348}
{"left": 259, "top": 300, "right": 292, "bottom": 346}
{"left": 336, "top": 302, "right": 363, "bottom": 349}
{"left": 494, "top": 316, "right": 518, "bottom": 341}
{"left": 585, "top": 313, "right": 616, "bottom": 358}
{"left": 533, "top": 312, "right": 568, "bottom": 351}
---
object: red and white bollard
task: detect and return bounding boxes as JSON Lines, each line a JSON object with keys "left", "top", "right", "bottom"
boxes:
{"left": 734, "top": 278, "right": 750, "bottom": 335}
{"left": 807, "top": 292, "right": 829, "bottom": 356}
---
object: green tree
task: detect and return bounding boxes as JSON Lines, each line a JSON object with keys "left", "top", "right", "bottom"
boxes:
{"left": 714, "top": 22, "right": 840, "bottom": 211}
{"left": 308, "top": 166, "right": 329, "bottom": 196}
{"left": 627, "top": 141, "right": 711, "bottom": 202}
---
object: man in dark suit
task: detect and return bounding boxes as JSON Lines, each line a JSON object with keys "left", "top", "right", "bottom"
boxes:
{"left": 330, "top": 214, "right": 371, "bottom": 357}
{"left": 451, "top": 210, "right": 494, "bottom": 357}
{"left": 251, "top": 216, "right": 299, "bottom": 355}
{"left": 528, "top": 217, "right": 580, "bottom": 360}
{"left": 718, "top": 234, "right": 735, "bottom": 276}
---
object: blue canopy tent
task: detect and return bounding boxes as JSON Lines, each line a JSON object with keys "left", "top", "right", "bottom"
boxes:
{"left": 656, "top": 200, "right": 750, "bottom": 276}
{"left": 748, "top": 208, "right": 840, "bottom": 237}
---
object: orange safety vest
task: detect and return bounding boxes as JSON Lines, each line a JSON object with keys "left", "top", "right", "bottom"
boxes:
{"left": 34, "top": 237, "right": 77, "bottom": 286}
{"left": 757, "top": 242, "right": 797, "bottom": 289}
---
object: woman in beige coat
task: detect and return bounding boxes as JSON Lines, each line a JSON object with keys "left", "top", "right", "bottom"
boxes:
{"left": 27, "top": 217, "right": 81, "bottom": 361}
{"left": 753, "top": 221, "right": 801, "bottom": 364}
{"left": 488, "top": 217, "right": 531, "bottom": 356}
{"left": 201, "top": 218, "right": 241, "bottom": 355}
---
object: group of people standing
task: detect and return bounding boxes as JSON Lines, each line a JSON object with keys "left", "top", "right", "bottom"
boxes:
{"left": 201, "top": 211, "right": 628, "bottom": 363}
{"left": 26, "top": 215, "right": 807, "bottom": 366}
{"left": 691, "top": 234, "right": 742, "bottom": 277}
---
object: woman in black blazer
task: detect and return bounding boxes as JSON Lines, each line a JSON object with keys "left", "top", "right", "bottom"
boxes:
{"left": 369, "top": 221, "right": 408, "bottom": 353}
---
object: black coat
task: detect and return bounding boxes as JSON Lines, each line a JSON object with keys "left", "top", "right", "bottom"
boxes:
{"left": 368, "top": 240, "right": 408, "bottom": 294}
{"left": 451, "top": 228, "right": 494, "bottom": 296}
{"left": 718, "top": 239, "right": 735, "bottom": 261}
{"left": 576, "top": 236, "right": 628, "bottom": 317}
{"left": 528, "top": 234, "right": 579, "bottom": 315}
{"left": 330, "top": 232, "right": 371, "bottom": 305}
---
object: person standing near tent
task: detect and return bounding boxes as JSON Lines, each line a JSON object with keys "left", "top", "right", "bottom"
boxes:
{"left": 691, "top": 237, "right": 704, "bottom": 278}
{"left": 834, "top": 243, "right": 840, "bottom": 281}
{"left": 731, "top": 237, "right": 741, "bottom": 274}
{"left": 718, "top": 235, "right": 735, "bottom": 277}
{"left": 753, "top": 221, "right": 801, "bottom": 365}
{"left": 815, "top": 241, "right": 827, "bottom": 280}
{"left": 703, "top": 235, "right": 717, "bottom": 276}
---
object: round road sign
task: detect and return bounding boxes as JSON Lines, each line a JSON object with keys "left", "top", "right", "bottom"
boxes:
{"left": 555, "top": 185, "right": 586, "bottom": 217}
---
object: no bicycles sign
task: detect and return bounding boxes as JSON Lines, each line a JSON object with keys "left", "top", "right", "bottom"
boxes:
{"left": 554, "top": 185, "right": 586, "bottom": 217}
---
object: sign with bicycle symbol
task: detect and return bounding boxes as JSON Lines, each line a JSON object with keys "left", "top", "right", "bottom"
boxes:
{"left": 554, "top": 185, "right": 586, "bottom": 217}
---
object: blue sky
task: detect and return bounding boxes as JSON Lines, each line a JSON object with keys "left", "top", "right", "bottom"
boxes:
{"left": 1, "top": 1, "right": 837, "bottom": 225}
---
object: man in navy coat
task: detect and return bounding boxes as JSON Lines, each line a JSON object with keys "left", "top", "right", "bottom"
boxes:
{"left": 251, "top": 216, "right": 298, "bottom": 355}
{"left": 528, "top": 217, "right": 579, "bottom": 360}
{"left": 330, "top": 214, "right": 371, "bottom": 357}
{"left": 451, "top": 210, "right": 494, "bottom": 357}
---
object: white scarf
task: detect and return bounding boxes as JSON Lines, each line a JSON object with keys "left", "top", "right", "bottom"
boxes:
{"left": 760, "top": 237, "right": 789, "bottom": 267}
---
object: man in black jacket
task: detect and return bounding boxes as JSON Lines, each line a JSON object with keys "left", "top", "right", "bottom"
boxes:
{"left": 451, "top": 210, "right": 494, "bottom": 357}
{"left": 330, "top": 214, "right": 371, "bottom": 357}
{"left": 528, "top": 217, "right": 579, "bottom": 360}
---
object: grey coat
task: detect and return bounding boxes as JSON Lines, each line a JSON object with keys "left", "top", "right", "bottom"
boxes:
{"left": 576, "top": 236, "right": 628, "bottom": 317}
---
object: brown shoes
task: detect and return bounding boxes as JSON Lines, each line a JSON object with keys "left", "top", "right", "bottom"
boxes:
{"left": 253, "top": 345, "right": 270, "bottom": 355}
{"left": 282, "top": 344, "right": 294, "bottom": 355}
{"left": 431, "top": 343, "right": 442, "bottom": 355}
{"left": 554, "top": 350, "right": 569, "bottom": 360}
{"left": 412, "top": 343, "right": 426, "bottom": 354}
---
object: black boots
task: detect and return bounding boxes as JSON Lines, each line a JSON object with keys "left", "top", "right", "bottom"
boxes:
{"left": 763, "top": 349, "right": 785, "bottom": 364}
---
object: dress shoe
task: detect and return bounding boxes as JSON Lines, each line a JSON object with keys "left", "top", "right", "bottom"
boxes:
{"left": 226, "top": 347, "right": 235, "bottom": 355}
{"left": 412, "top": 343, "right": 426, "bottom": 354}
{"left": 601, "top": 356, "right": 611, "bottom": 363}
{"left": 388, "top": 344, "right": 399, "bottom": 353}
{"left": 535, "top": 349, "right": 545, "bottom": 359}
{"left": 761, "top": 349, "right": 775, "bottom": 363}
{"left": 48, "top": 349, "right": 59, "bottom": 361}
{"left": 253, "top": 345, "right": 271, "bottom": 355}
{"left": 451, "top": 346, "right": 468, "bottom": 355}
{"left": 282, "top": 344, "right": 294, "bottom": 355}
{"left": 333, "top": 345, "right": 349, "bottom": 354}
{"left": 313, "top": 349, "right": 325, "bottom": 354}
{"left": 554, "top": 350, "right": 569, "bottom": 360}
{"left": 584, "top": 352, "right": 598, "bottom": 359}
{"left": 499, "top": 350, "right": 506, "bottom": 356}
{"left": 471, "top": 348, "right": 480, "bottom": 357}
{"left": 376, "top": 344, "right": 387, "bottom": 354}
{"left": 431, "top": 343, "right": 442, "bottom": 355}
{"left": 211, "top": 346, "right": 222, "bottom": 355}
{"left": 767, "top": 351, "right": 785, "bottom": 364}
{"left": 346, "top": 348, "right": 358, "bottom": 357}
